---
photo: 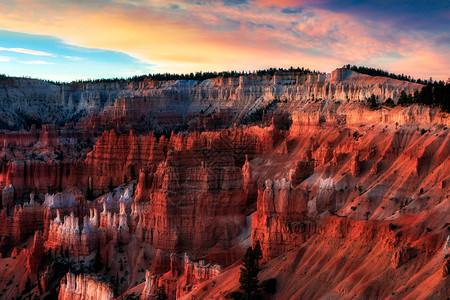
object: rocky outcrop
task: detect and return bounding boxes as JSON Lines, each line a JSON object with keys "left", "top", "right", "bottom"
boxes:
{"left": 242, "top": 155, "right": 257, "bottom": 205}
{"left": 138, "top": 144, "right": 248, "bottom": 255}
{"left": 171, "top": 253, "right": 222, "bottom": 298}
{"left": 132, "top": 127, "right": 275, "bottom": 259}
{"left": 46, "top": 204, "right": 135, "bottom": 256}
{"left": 142, "top": 253, "right": 222, "bottom": 299}
{"left": 291, "top": 105, "right": 448, "bottom": 137}
{"left": 0, "top": 196, "right": 45, "bottom": 249}
{"left": 391, "top": 246, "right": 418, "bottom": 268}
{"left": 142, "top": 271, "right": 159, "bottom": 300}
{"left": 43, "top": 192, "right": 76, "bottom": 208}
{"left": 41, "top": 264, "right": 54, "bottom": 293}
{"left": 1, "top": 184, "right": 14, "bottom": 210}
{"left": 44, "top": 188, "right": 138, "bottom": 256}
{"left": 59, "top": 272, "right": 113, "bottom": 300}
{"left": 0, "top": 158, "right": 78, "bottom": 200}
{"left": 46, "top": 211, "right": 83, "bottom": 256}
{"left": 26, "top": 231, "right": 44, "bottom": 274}
{"left": 443, "top": 258, "right": 450, "bottom": 277}
{"left": 252, "top": 178, "right": 310, "bottom": 258}
{"left": 83, "top": 130, "right": 162, "bottom": 192}
{"left": 287, "top": 160, "right": 315, "bottom": 186}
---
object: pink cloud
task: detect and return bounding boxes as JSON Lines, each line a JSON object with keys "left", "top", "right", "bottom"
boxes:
{"left": 253, "top": 0, "right": 317, "bottom": 7}
{"left": 0, "top": 0, "right": 447, "bottom": 80}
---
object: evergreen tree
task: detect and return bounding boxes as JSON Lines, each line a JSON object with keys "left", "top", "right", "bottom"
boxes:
{"left": 398, "top": 90, "right": 409, "bottom": 106}
{"left": 108, "top": 178, "right": 114, "bottom": 192}
{"left": 239, "top": 247, "right": 259, "bottom": 296}
{"left": 156, "top": 286, "right": 168, "bottom": 300}
{"left": 24, "top": 277, "right": 31, "bottom": 293}
{"left": 105, "top": 250, "right": 110, "bottom": 271}
{"left": 94, "top": 248, "right": 102, "bottom": 272}
{"left": 253, "top": 240, "right": 263, "bottom": 269}
{"left": 420, "top": 83, "right": 434, "bottom": 105}
{"left": 367, "top": 94, "right": 378, "bottom": 109}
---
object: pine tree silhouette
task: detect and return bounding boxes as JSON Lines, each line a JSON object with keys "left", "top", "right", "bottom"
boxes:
{"left": 239, "top": 247, "right": 259, "bottom": 296}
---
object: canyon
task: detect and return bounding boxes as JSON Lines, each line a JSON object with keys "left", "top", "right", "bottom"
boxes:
{"left": 0, "top": 68, "right": 448, "bottom": 299}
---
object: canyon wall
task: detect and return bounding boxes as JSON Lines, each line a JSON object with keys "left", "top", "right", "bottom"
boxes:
{"left": 0, "top": 68, "right": 422, "bottom": 132}
{"left": 0, "top": 70, "right": 448, "bottom": 300}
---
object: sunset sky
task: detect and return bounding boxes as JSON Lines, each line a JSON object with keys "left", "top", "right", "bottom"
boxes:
{"left": 0, "top": 0, "right": 448, "bottom": 82}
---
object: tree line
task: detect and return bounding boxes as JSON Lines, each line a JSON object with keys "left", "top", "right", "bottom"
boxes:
{"left": 343, "top": 64, "right": 437, "bottom": 84}
{"left": 71, "top": 67, "right": 319, "bottom": 84}
{"left": 397, "top": 82, "right": 450, "bottom": 112}
{"left": 344, "top": 65, "right": 449, "bottom": 112}
{"left": 1, "top": 67, "right": 320, "bottom": 86}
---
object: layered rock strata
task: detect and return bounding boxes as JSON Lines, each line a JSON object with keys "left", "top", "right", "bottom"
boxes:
{"left": 59, "top": 272, "right": 114, "bottom": 300}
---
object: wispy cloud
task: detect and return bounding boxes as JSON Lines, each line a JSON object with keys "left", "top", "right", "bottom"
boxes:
{"left": 0, "top": 47, "right": 55, "bottom": 56}
{"left": 20, "top": 60, "right": 54, "bottom": 65}
{"left": 0, "top": 56, "right": 10, "bottom": 62}
{"left": 63, "top": 55, "right": 84, "bottom": 61}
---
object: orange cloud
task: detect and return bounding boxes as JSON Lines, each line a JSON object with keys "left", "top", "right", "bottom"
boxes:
{"left": 0, "top": 0, "right": 447, "bottom": 80}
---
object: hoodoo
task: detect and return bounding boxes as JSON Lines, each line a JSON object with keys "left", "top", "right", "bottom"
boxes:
{"left": 0, "top": 66, "right": 448, "bottom": 300}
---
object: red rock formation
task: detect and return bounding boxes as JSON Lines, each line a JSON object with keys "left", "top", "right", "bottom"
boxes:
{"left": 1, "top": 184, "right": 14, "bottom": 211}
{"left": 287, "top": 160, "right": 315, "bottom": 186}
{"left": 0, "top": 197, "right": 45, "bottom": 249}
{"left": 242, "top": 155, "right": 257, "bottom": 205}
{"left": 59, "top": 272, "right": 114, "bottom": 300}
{"left": 1, "top": 158, "right": 77, "bottom": 199}
{"left": 44, "top": 188, "right": 138, "bottom": 257}
{"left": 252, "top": 178, "right": 310, "bottom": 258}
{"left": 83, "top": 130, "right": 163, "bottom": 191}
{"left": 443, "top": 258, "right": 450, "bottom": 277}
{"left": 46, "top": 206, "right": 131, "bottom": 257}
{"left": 142, "top": 253, "right": 222, "bottom": 299}
{"left": 0, "top": 125, "right": 39, "bottom": 147}
{"left": 41, "top": 264, "right": 54, "bottom": 293}
{"left": 39, "top": 124, "right": 59, "bottom": 147}
{"left": 391, "top": 246, "right": 417, "bottom": 268}
{"left": 26, "top": 231, "right": 44, "bottom": 274}
{"left": 136, "top": 136, "right": 249, "bottom": 256}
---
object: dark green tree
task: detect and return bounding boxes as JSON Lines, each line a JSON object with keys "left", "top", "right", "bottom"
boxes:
{"left": 239, "top": 247, "right": 259, "bottom": 296}
{"left": 108, "top": 178, "right": 114, "bottom": 192}
{"left": 398, "top": 90, "right": 410, "bottom": 106}
{"left": 156, "top": 286, "right": 168, "bottom": 300}
{"left": 367, "top": 94, "right": 378, "bottom": 109}
{"left": 94, "top": 248, "right": 103, "bottom": 272}
{"left": 384, "top": 97, "right": 395, "bottom": 107}
{"left": 253, "top": 240, "right": 263, "bottom": 269}
{"left": 24, "top": 277, "right": 31, "bottom": 294}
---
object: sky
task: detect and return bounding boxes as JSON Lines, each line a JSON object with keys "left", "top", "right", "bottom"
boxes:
{"left": 0, "top": 0, "right": 448, "bottom": 82}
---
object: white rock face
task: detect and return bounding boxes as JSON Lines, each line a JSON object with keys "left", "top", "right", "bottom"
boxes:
{"left": 43, "top": 192, "right": 76, "bottom": 208}
{"left": 59, "top": 272, "right": 113, "bottom": 300}
{"left": 119, "top": 188, "right": 132, "bottom": 203}
{"left": 3, "top": 184, "right": 14, "bottom": 193}
{"left": 444, "top": 235, "right": 450, "bottom": 252}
